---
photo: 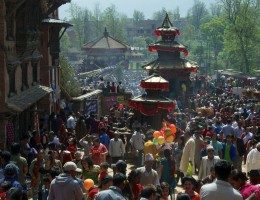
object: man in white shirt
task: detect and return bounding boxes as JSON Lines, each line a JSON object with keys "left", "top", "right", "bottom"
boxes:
{"left": 130, "top": 127, "right": 145, "bottom": 167}
{"left": 109, "top": 132, "right": 125, "bottom": 163}
{"left": 198, "top": 145, "right": 220, "bottom": 180}
{"left": 246, "top": 142, "right": 260, "bottom": 185}
{"left": 66, "top": 113, "right": 76, "bottom": 133}
{"left": 200, "top": 160, "right": 242, "bottom": 200}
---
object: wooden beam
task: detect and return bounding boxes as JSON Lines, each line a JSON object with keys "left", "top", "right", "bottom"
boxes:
{"left": 6, "top": 0, "right": 26, "bottom": 19}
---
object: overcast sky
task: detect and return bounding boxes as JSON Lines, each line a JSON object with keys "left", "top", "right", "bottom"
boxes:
{"left": 59, "top": 0, "right": 217, "bottom": 20}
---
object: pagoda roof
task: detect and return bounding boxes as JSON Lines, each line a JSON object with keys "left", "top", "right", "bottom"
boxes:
{"left": 82, "top": 28, "right": 130, "bottom": 51}
{"left": 140, "top": 73, "right": 169, "bottom": 90}
{"left": 148, "top": 41, "right": 188, "bottom": 56}
{"left": 142, "top": 58, "right": 198, "bottom": 72}
{"left": 154, "top": 13, "right": 180, "bottom": 37}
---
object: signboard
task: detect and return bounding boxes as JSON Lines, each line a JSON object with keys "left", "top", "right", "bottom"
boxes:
{"left": 85, "top": 100, "right": 98, "bottom": 116}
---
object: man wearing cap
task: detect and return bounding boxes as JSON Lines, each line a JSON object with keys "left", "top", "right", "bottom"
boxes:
{"left": 246, "top": 142, "right": 260, "bottom": 184}
{"left": 48, "top": 161, "right": 84, "bottom": 200}
{"left": 137, "top": 153, "right": 160, "bottom": 187}
{"left": 95, "top": 173, "right": 127, "bottom": 200}
{"left": 198, "top": 145, "right": 220, "bottom": 180}
{"left": 88, "top": 175, "right": 113, "bottom": 199}
{"left": 109, "top": 132, "right": 125, "bottom": 163}
{"left": 111, "top": 160, "right": 127, "bottom": 175}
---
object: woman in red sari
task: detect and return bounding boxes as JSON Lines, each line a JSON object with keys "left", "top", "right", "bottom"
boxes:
{"left": 89, "top": 138, "right": 108, "bottom": 165}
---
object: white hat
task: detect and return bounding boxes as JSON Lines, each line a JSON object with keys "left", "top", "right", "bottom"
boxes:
{"left": 63, "top": 162, "right": 77, "bottom": 171}
{"left": 145, "top": 153, "right": 154, "bottom": 162}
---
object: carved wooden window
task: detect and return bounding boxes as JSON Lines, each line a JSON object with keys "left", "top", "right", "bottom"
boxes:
{"left": 8, "top": 65, "right": 16, "bottom": 96}
{"left": 32, "top": 62, "right": 38, "bottom": 85}
{"left": 21, "top": 63, "right": 28, "bottom": 90}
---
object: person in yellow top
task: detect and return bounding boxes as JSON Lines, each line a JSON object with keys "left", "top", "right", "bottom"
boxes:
{"left": 144, "top": 137, "right": 160, "bottom": 160}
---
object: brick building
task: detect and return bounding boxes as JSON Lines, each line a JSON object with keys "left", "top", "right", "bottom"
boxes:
{"left": 0, "top": 0, "right": 71, "bottom": 149}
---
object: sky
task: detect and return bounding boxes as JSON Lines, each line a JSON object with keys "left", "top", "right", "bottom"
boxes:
{"left": 59, "top": 0, "right": 217, "bottom": 20}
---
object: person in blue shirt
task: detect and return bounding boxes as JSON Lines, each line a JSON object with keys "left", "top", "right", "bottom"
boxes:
{"left": 99, "top": 127, "right": 110, "bottom": 149}
{"left": 0, "top": 163, "right": 23, "bottom": 192}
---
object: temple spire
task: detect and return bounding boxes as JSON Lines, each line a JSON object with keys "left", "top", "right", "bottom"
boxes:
{"left": 161, "top": 13, "right": 173, "bottom": 28}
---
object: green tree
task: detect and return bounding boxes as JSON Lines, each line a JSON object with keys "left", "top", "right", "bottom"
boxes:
{"left": 187, "top": 0, "right": 209, "bottom": 31}
{"left": 220, "top": 0, "right": 260, "bottom": 73}
{"left": 101, "top": 4, "right": 126, "bottom": 41}
{"left": 68, "top": 3, "right": 85, "bottom": 48}
{"left": 133, "top": 10, "right": 145, "bottom": 22}
{"left": 60, "top": 55, "right": 81, "bottom": 97}
{"left": 201, "top": 17, "right": 225, "bottom": 70}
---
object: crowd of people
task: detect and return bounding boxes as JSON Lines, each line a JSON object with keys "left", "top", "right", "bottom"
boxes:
{"left": 0, "top": 80, "right": 260, "bottom": 200}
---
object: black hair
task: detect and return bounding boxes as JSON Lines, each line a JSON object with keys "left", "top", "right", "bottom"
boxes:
{"left": 176, "top": 193, "right": 191, "bottom": 200}
{"left": 231, "top": 169, "right": 248, "bottom": 182}
{"left": 214, "top": 160, "right": 231, "bottom": 180}
{"left": 82, "top": 156, "right": 93, "bottom": 169}
{"left": 6, "top": 187, "right": 23, "bottom": 200}
{"left": 1, "top": 151, "right": 11, "bottom": 163}
{"left": 128, "top": 169, "right": 141, "bottom": 183}
{"left": 181, "top": 176, "right": 196, "bottom": 186}
{"left": 100, "top": 162, "right": 109, "bottom": 170}
{"left": 49, "top": 167, "right": 61, "bottom": 178}
{"left": 140, "top": 184, "right": 157, "bottom": 199}
{"left": 10, "top": 143, "right": 20, "bottom": 155}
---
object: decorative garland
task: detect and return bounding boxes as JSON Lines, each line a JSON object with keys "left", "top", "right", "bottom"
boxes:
{"left": 128, "top": 100, "right": 175, "bottom": 116}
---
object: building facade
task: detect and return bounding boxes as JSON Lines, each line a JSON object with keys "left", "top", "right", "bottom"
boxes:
{"left": 0, "top": 0, "right": 70, "bottom": 149}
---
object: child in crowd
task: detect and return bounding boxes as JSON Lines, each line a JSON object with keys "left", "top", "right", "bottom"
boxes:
{"left": 160, "top": 182, "right": 171, "bottom": 200}
{"left": 201, "top": 166, "right": 216, "bottom": 184}
{"left": 41, "top": 176, "right": 51, "bottom": 200}
{"left": 98, "top": 162, "right": 109, "bottom": 185}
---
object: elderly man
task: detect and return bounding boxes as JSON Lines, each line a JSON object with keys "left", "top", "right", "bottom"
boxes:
{"left": 198, "top": 145, "right": 220, "bottom": 180}
{"left": 246, "top": 142, "right": 260, "bottom": 185}
{"left": 137, "top": 153, "right": 160, "bottom": 187}
{"left": 48, "top": 162, "right": 84, "bottom": 200}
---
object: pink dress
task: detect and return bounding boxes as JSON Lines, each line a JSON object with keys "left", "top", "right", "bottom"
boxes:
{"left": 239, "top": 184, "right": 260, "bottom": 200}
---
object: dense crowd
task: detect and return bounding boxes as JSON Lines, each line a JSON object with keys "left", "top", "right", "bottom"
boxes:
{"left": 0, "top": 80, "right": 260, "bottom": 200}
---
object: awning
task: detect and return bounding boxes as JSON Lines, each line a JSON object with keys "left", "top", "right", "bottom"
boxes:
{"left": 41, "top": 18, "right": 72, "bottom": 27}
{"left": 72, "top": 90, "right": 102, "bottom": 101}
{"left": 7, "top": 85, "right": 52, "bottom": 112}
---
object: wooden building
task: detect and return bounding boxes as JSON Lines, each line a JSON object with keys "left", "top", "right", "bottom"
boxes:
{"left": 0, "top": 0, "right": 71, "bottom": 149}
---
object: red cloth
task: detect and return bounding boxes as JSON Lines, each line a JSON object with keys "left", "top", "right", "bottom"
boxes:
{"left": 87, "top": 188, "right": 99, "bottom": 200}
{"left": 98, "top": 171, "right": 109, "bottom": 183}
{"left": 131, "top": 184, "right": 143, "bottom": 200}
{"left": 66, "top": 144, "right": 77, "bottom": 158}
{"left": 110, "top": 85, "right": 116, "bottom": 93}
{"left": 90, "top": 144, "right": 107, "bottom": 165}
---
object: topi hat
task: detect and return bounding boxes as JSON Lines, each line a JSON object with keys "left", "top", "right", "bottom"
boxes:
{"left": 145, "top": 153, "right": 154, "bottom": 162}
